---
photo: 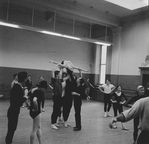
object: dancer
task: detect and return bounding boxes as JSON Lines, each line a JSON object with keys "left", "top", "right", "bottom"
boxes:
{"left": 126, "top": 85, "right": 147, "bottom": 144}
{"left": 60, "top": 61, "right": 78, "bottom": 127}
{"left": 49, "top": 60, "right": 89, "bottom": 72}
{"left": 11, "top": 73, "right": 18, "bottom": 88}
{"left": 25, "top": 75, "right": 32, "bottom": 91}
{"left": 50, "top": 60, "right": 87, "bottom": 127}
{"left": 57, "top": 72, "right": 68, "bottom": 124}
{"left": 29, "top": 80, "right": 47, "bottom": 144}
{"left": 109, "top": 95, "right": 149, "bottom": 144}
{"left": 72, "top": 69, "right": 84, "bottom": 131}
{"left": 23, "top": 75, "right": 32, "bottom": 108}
{"left": 85, "top": 79, "right": 95, "bottom": 100}
{"left": 5, "top": 71, "right": 28, "bottom": 144}
{"left": 62, "top": 68, "right": 76, "bottom": 128}
{"left": 50, "top": 63, "right": 63, "bottom": 130}
{"left": 98, "top": 79, "right": 115, "bottom": 117}
{"left": 36, "top": 76, "right": 47, "bottom": 111}
{"left": 36, "top": 76, "right": 45, "bottom": 87}
{"left": 110, "top": 85, "right": 128, "bottom": 130}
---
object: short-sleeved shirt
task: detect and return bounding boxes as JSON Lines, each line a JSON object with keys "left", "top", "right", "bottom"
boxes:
{"left": 101, "top": 84, "right": 115, "bottom": 94}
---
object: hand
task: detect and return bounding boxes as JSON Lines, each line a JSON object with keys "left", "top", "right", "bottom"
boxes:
{"left": 120, "top": 102, "right": 123, "bottom": 104}
{"left": 72, "top": 92, "right": 80, "bottom": 96}
{"left": 120, "top": 101, "right": 125, "bottom": 105}
{"left": 112, "top": 101, "right": 117, "bottom": 103}
{"left": 72, "top": 92, "right": 75, "bottom": 95}
{"left": 109, "top": 118, "right": 117, "bottom": 129}
{"left": 78, "top": 68, "right": 81, "bottom": 71}
{"left": 32, "top": 109, "right": 38, "bottom": 112}
{"left": 24, "top": 95, "right": 28, "bottom": 100}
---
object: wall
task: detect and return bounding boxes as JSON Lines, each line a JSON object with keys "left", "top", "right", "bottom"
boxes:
{"left": 0, "top": 26, "right": 94, "bottom": 70}
{"left": 110, "top": 14, "right": 149, "bottom": 90}
{"left": 0, "top": 26, "right": 99, "bottom": 98}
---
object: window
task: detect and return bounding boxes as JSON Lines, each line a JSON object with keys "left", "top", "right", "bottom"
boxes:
{"left": 100, "top": 45, "right": 107, "bottom": 84}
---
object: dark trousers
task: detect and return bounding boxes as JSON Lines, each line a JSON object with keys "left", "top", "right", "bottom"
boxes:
{"left": 113, "top": 104, "right": 123, "bottom": 117}
{"left": 58, "top": 97, "right": 63, "bottom": 118}
{"left": 137, "top": 131, "right": 149, "bottom": 144}
{"left": 5, "top": 108, "right": 19, "bottom": 144}
{"left": 104, "top": 94, "right": 111, "bottom": 112}
{"left": 133, "top": 116, "right": 139, "bottom": 142}
{"left": 51, "top": 96, "right": 61, "bottom": 124}
{"left": 42, "top": 94, "right": 45, "bottom": 109}
{"left": 74, "top": 97, "right": 82, "bottom": 129}
{"left": 63, "top": 97, "right": 73, "bottom": 122}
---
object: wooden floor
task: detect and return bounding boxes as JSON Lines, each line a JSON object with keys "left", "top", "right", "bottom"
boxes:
{"left": 0, "top": 99, "right": 134, "bottom": 144}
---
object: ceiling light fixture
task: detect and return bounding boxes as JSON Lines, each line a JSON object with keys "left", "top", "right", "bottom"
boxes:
{"left": 0, "top": 21, "right": 20, "bottom": 28}
{"left": 0, "top": 21, "right": 112, "bottom": 46}
{"left": 40, "top": 30, "right": 62, "bottom": 36}
{"left": 94, "top": 42, "right": 111, "bottom": 46}
{"left": 62, "top": 35, "right": 81, "bottom": 40}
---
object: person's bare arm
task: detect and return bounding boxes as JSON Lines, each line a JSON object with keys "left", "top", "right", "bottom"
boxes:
{"left": 78, "top": 69, "right": 82, "bottom": 78}
{"left": 98, "top": 86, "right": 104, "bottom": 93}
{"left": 52, "top": 64, "right": 58, "bottom": 78}
{"left": 72, "top": 92, "right": 80, "bottom": 96}
{"left": 33, "top": 97, "right": 38, "bottom": 111}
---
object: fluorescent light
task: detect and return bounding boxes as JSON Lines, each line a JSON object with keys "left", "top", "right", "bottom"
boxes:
{"left": 0, "top": 21, "right": 112, "bottom": 46}
{"left": 0, "top": 21, "right": 20, "bottom": 28}
{"left": 40, "top": 30, "right": 81, "bottom": 40}
{"left": 40, "top": 30, "right": 62, "bottom": 36}
{"left": 62, "top": 35, "right": 81, "bottom": 40}
{"left": 94, "top": 42, "right": 111, "bottom": 46}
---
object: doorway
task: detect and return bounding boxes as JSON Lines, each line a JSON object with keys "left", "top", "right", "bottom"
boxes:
{"left": 142, "top": 74, "right": 149, "bottom": 89}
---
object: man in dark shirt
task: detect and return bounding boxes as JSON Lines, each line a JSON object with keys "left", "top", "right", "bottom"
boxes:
{"left": 5, "top": 71, "right": 28, "bottom": 144}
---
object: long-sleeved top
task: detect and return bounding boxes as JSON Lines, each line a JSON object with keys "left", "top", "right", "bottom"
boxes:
{"left": 122, "top": 97, "right": 149, "bottom": 131}
{"left": 9, "top": 83, "right": 27, "bottom": 114}
{"left": 126, "top": 94, "right": 147, "bottom": 108}
{"left": 51, "top": 78, "right": 62, "bottom": 98}
{"left": 73, "top": 85, "right": 85, "bottom": 99}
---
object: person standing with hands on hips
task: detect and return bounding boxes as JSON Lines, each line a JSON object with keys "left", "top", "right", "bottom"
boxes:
{"left": 97, "top": 79, "right": 115, "bottom": 117}
{"left": 29, "top": 80, "right": 47, "bottom": 144}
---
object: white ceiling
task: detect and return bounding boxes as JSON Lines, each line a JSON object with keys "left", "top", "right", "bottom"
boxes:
{"left": 66, "top": 0, "right": 149, "bottom": 17}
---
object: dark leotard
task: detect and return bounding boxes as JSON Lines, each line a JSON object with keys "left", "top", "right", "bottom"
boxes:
{"left": 29, "top": 89, "right": 44, "bottom": 119}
